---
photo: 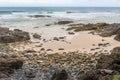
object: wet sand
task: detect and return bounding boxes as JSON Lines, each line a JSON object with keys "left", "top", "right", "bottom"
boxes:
{"left": 9, "top": 29, "right": 120, "bottom": 54}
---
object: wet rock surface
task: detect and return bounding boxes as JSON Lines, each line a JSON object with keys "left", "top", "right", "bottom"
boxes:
{"left": 0, "top": 27, "right": 30, "bottom": 43}
{"left": 1, "top": 23, "right": 120, "bottom": 80}
{"left": 56, "top": 21, "right": 73, "bottom": 25}
{"left": 51, "top": 69, "right": 68, "bottom": 80}
{"left": 67, "top": 23, "right": 120, "bottom": 41}
{"left": 0, "top": 55, "right": 23, "bottom": 72}
{"left": 33, "top": 33, "right": 41, "bottom": 39}
{"left": 78, "top": 47, "right": 120, "bottom": 80}
{"left": 67, "top": 23, "right": 108, "bottom": 32}
{"left": 29, "top": 15, "right": 51, "bottom": 18}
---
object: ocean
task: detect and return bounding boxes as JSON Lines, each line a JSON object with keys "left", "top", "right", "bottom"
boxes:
{"left": 0, "top": 7, "right": 120, "bottom": 28}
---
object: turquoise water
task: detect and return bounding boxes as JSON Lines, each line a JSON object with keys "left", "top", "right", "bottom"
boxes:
{"left": 0, "top": 7, "right": 120, "bottom": 14}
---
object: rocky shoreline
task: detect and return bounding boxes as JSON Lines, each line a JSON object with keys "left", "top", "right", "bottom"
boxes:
{"left": 67, "top": 23, "right": 120, "bottom": 42}
{"left": 0, "top": 23, "right": 120, "bottom": 80}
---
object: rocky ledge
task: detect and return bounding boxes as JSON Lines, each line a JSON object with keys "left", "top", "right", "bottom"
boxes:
{"left": 0, "top": 27, "right": 30, "bottom": 43}
{"left": 76, "top": 47, "right": 120, "bottom": 80}
{"left": 56, "top": 21, "right": 73, "bottom": 25}
{"left": 67, "top": 23, "right": 120, "bottom": 41}
{"left": 29, "top": 15, "right": 51, "bottom": 18}
{"left": 0, "top": 54, "right": 23, "bottom": 80}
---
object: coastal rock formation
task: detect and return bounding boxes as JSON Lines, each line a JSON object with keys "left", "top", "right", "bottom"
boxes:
{"left": 77, "top": 47, "right": 120, "bottom": 80}
{"left": 98, "top": 23, "right": 120, "bottom": 37}
{"left": 67, "top": 23, "right": 108, "bottom": 31}
{"left": 67, "top": 23, "right": 120, "bottom": 41}
{"left": 29, "top": 15, "right": 51, "bottom": 18}
{"left": 0, "top": 27, "right": 30, "bottom": 43}
{"left": 56, "top": 21, "right": 73, "bottom": 25}
{"left": 0, "top": 54, "right": 23, "bottom": 72}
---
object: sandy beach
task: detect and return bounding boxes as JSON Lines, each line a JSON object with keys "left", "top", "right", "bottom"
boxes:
{"left": 0, "top": 7, "right": 120, "bottom": 80}
{"left": 7, "top": 25, "right": 120, "bottom": 55}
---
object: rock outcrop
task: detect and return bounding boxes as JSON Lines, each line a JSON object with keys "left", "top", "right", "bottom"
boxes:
{"left": 67, "top": 23, "right": 108, "bottom": 32}
{"left": 51, "top": 69, "right": 68, "bottom": 80}
{"left": 56, "top": 21, "right": 73, "bottom": 25}
{"left": 0, "top": 27, "right": 30, "bottom": 43}
{"left": 77, "top": 47, "right": 120, "bottom": 80}
{"left": 33, "top": 33, "right": 41, "bottom": 39}
{"left": 67, "top": 23, "right": 120, "bottom": 41}
{"left": 0, "top": 54, "right": 23, "bottom": 72}
{"left": 29, "top": 15, "right": 51, "bottom": 18}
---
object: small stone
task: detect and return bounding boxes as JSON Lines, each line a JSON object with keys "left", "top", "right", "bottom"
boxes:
{"left": 68, "top": 32, "right": 75, "bottom": 35}
{"left": 53, "top": 37, "right": 59, "bottom": 41}
{"left": 58, "top": 48, "right": 64, "bottom": 50}
{"left": 33, "top": 33, "right": 41, "bottom": 39}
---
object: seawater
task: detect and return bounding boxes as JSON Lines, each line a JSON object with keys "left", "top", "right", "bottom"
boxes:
{"left": 0, "top": 7, "right": 120, "bottom": 28}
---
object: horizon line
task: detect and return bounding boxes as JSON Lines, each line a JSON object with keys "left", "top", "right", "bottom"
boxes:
{"left": 0, "top": 6, "right": 120, "bottom": 7}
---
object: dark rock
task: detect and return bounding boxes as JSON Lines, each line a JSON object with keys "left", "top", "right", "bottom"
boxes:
{"left": 67, "top": 23, "right": 108, "bottom": 32}
{"left": 29, "top": 15, "right": 51, "bottom": 18}
{"left": 97, "top": 55, "right": 114, "bottom": 69}
{"left": 59, "top": 37, "right": 65, "bottom": 39}
{"left": 14, "top": 29, "right": 22, "bottom": 32}
{"left": 68, "top": 32, "right": 75, "bottom": 35}
{"left": 0, "top": 56, "right": 23, "bottom": 72}
{"left": 46, "top": 49, "right": 53, "bottom": 51}
{"left": 114, "top": 30, "right": 120, "bottom": 41}
{"left": 33, "top": 27, "right": 39, "bottom": 28}
{"left": 57, "top": 21, "right": 73, "bottom": 25}
{"left": 53, "top": 37, "right": 59, "bottom": 41}
{"left": 25, "top": 49, "right": 36, "bottom": 53}
{"left": 46, "top": 24, "right": 51, "bottom": 26}
{"left": 51, "top": 69, "right": 68, "bottom": 80}
{"left": 99, "top": 23, "right": 120, "bottom": 37}
{"left": 0, "top": 72, "right": 9, "bottom": 78}
{"left": 0, "top": 27, "right": 30, "bottom": 43}
{"left": 25, "top": 69, "right": 36, "bottom": 78}
{"left": 58, "top": 48, "right": 64, "bottom": 50}
{"left": 33, "top": 33, "right": 41, "bottom": 39}
{"left": 41, "top": 48, "right": 45, "bottom": 51}
{"left": 97, "top": 47, "right": 120, "bottom": 70}
{"left": 77, "top": 70, "right": 98, "bottom": 80}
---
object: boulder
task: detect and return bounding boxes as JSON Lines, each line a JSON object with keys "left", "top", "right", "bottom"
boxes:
{"left": 51, "top": 69, "right": 68, "bottom": 80}
{"left": 29, "top": 15, "right": 51, "bottom": 18}
{"left": 53, "top": 37, "right": 59, "bottom": 41}
{"left": 33, "top": 33, "right": 41, "bottom": 39}
{"left": 57, "top": 21, "right": 73, "bottom": 25}
{"left": 97, "top": 47, "right": 120, "bottom": 70}
{"left": 0, "top": 27, "right": 30, "bottom": 43}
{"left": 99, "top": 23, "right": 120, "bottom": 37}
{"left": 0, "top": 55, "right": 23, "bottom": 72}
{"left": 114, "top": 30, "right": 120, "bottom": 41}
